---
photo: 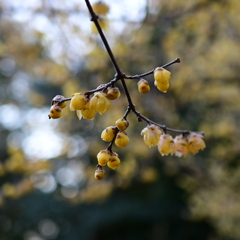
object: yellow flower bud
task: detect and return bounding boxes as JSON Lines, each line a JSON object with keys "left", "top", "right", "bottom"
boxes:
{"left": 49, "top": 105, "right": 61, "bottom": 119}
{"left": 94, "top": 168, "right": 106, "bottom": 180}
{"left": 158, "top": 134, "right": 175, "bottom": 156}
{"left": 115, "top": 131, "right": 130, "bottom": 148}
{"left": 101, "top": 126, "right": 117, "bottom": 142}
{"left": 115, "top": 118, "right": 129, "bottom": 131}
{"left": 92, "top": 2, "right": 110, "bottom": 15}
{"left": 154, "top": 67, "right": 171, "bottom": 85}
{"left": 174, "top": 135, "right": 189, "bottom": 157}
{"left": 154, "top": 81, "right": 169, "bottom": 93}
{"left": 141, "top": 124, "right": 162, "bottom": 147}
{"left": 97, "top": 150, "right": 111, "bottom": 166}
{"left": 81, "top": 101, "right": 96, "bottom": 120}
{"left": 70, "top": 93, "right": 87, "bottom": 111}
{"left": 106, "top": 87, "right": 121, "bottom": 100}
{"left": 90, "top": 92, "right": 111, "bottom": 115}
{"left": 137, "top": 79, "right": 150, "bottom": 94}
{"left": 188, "top": 133, "right": 206, "bottom": 154}
{"left": 52, "top": 95, "right": 66, "bottom": 108}
{"left": 107, "top": 152, "right": 120, "bottom": 170}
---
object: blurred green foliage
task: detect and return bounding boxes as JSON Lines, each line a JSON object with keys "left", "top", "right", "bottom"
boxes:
{"left": 0, "top": 0, "right": 240, "bottom": 239}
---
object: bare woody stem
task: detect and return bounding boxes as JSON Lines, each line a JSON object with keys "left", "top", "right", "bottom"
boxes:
{"left": 124, "top": 58, "right": 181, "bottom": 79}
{"left": 132, "top": 109, "right": 204, "bottom": 136}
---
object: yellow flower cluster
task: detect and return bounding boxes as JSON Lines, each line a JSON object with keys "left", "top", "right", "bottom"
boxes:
{"left": 49, "top": 87, "right": 121, "bottom": 121}
{"left": 137, "top": 68, "right": 171, "bottom": 95}
{"left": 94, "top": 150, "right": 121, "bottom": 180}
{"left": 154, "top": 67, "right": 171, "bottom": 93}
{"left": 141, "top": 125, "right": 206, "bottom": 157}
{"left": 95, "top": 118, "right": 130, "bottom": 180}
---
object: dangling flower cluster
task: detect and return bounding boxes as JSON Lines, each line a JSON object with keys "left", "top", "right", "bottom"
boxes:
{"left": 136, "top": 67, "right": 171, "bottom": 95}
{"left": 141, "top": 125, "right": 206, "bottom": 157}
{"left": 154, "top": 67, "right": 171, "bottom": 93}
{"left": 94, "top": 118, "right": 130, "bottom": 180}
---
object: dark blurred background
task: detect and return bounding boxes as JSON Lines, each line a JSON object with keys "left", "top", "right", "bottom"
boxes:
{"left": 0, "top": 0, "right": 240, "bottom": 239}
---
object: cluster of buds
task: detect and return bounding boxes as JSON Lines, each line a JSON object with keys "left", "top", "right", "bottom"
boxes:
{"left": 48, "top": 87, "right": 121, "bottom": 120}
{"left": 94, "top": 118, "right": 130, "bottom": 180}
{"left": 141, "top": 124, "right": 206, "bottom": 157}
{"left": 137, "top": 67, "right": 171, "bottom": 95}
{"left": 95, "top": 150, "right": 121, "bottom": 180}
{"left": 154, "top": 67, "right": 171, "bottom": 93}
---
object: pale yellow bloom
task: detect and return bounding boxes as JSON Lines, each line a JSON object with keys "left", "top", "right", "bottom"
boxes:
{"left": 90, "top": 92, "right": 111, "bottom": 115}
{"left": 188, "top": 133, "right": 206, "bottom": 154}
{"left": 81, "top": 101, "right": 96, "bottom": 120}
{"left": 141, "top": 124, "right": 162, "bottom": 147}
{"left": 158, "top": 134, "right": 175, "bottom": 156}
{"left": 174, "top": 135, "right": 189, "bottom": 157}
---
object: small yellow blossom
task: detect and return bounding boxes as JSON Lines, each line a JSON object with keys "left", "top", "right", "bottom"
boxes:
{"left": 101, "top": 126, "right": 118, "bottom": 142}
{"left": 107, "top": 152, "right": 121, "bottom": 170}
{"left": 97, "top": 150, "right": 111, "bottom": 166}
{"left": 154, "top": 82, "right": 169, "bottom": 93}
{"left": 70, "top": 93, "right": 87, "bottom": 111}
{"left": 158, "top": 134, "right": 175, "bottom": 156}
{"left": 188, "top": 133, "right": 206, "bottom": 154}
{"left": 115, "top": 131, "right": 130, "bottom": 148}
{"left": 106, "top": 87, "right": 121, "bottom": 100}
{"left": 49, "top": 105, "right": 61, "bottom": 119}
{"left": 141, "top": 124, "right": 162, "bottom": 147}
{"left": 94, "top": 168, "right": 106, "bottom": 180}
{"left": 154, "top": 67, "right": 171, "bottom": 93}
{"left": 137, "top": 79, "right": 150, "bottom": 94}
{"left": 90, "top": 92, "right": 111, "bottom": 115}
{"left": 154, "top": 67, "right": 171, "bottom": 85}
{"left": 174, "top": 135, "right": 189, "bottom": 157}
{"left": 115, "top": 118, "right": 129, "bottom": 131}
{"left": 81, "top": 101, "right": 96, "bottom": 120}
